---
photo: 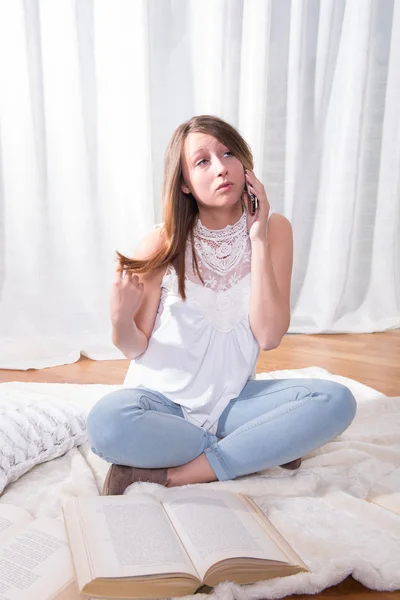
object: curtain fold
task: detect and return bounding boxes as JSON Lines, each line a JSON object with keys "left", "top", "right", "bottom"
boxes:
{"left": 0, "top": 0, "right": 398, "bottom": 369}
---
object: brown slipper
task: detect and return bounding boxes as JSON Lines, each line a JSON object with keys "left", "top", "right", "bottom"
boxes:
{"left": 102, "top": 464, "right": 170, "bottom": 496}
{"left": 280, "top": 458, "right": 302, "bottom": 470}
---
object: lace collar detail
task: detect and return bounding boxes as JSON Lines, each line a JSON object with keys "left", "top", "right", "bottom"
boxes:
{"left": 194, "top": 210, "right": 247, "bottom": 240}
{"left": 189, "top": 210, "right": 250, "bottom": 278}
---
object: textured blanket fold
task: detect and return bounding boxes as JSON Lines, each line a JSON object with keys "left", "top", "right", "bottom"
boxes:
{"left": 0, "top": 391, "right": 87, "bottom": 494}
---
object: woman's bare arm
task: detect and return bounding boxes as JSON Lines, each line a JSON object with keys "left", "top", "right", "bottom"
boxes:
{"left": 249, "top": 214, "right": 293, "bottom": 350}
{"left": 112, "top": 227, "right": 167, "bottom": 359}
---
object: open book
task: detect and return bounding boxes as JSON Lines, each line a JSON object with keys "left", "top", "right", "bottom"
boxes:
{"left": 0, "top": 503, "right": 81, "bottom": 600}
{"left": 63, "top": 488, "right": 309, "bottom": 599}
{"left": 367, "top": 465, "right": 400, "bottom": 515}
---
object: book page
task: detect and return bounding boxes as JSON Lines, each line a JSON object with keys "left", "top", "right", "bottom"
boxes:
{"left": 162, "top": 488, "right": 290, "bottom": 580}
{"left": 66, "top": 495, "right": 199, "bottom": 581}
{"left": 368, "top": 466, "right": 400, "bottom": 515}
{"left": 0, "top": 517, "right": 78, "bottom": 600}
{"left": 0, "top": 505, "right": 32, "bottom": 545}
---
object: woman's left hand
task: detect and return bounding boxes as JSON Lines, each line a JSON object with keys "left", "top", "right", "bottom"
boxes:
{"left": 243, "top": 170, "right": 270, "bottom": 242}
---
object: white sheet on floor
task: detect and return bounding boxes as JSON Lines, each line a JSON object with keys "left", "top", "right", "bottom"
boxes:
{"left": 0, "top": 366, "right": 399, "bottom": 600}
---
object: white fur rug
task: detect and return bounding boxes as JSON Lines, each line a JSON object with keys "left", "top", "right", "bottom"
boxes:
{"left": 1, "top": 366, "right": 400, "bottom": 600}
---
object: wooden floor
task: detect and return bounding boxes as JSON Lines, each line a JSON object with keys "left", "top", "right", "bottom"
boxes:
{"left": 1, "top": 330, "right": 399, "bottom": 598}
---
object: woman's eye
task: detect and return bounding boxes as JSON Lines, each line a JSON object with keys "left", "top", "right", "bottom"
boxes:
{"left": 196, "top": 152, "right": 232, "bottom": 166}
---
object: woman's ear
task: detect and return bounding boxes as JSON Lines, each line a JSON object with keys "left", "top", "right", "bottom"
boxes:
{"left": 181, "top": 181, "right": 191, "bottom": 194}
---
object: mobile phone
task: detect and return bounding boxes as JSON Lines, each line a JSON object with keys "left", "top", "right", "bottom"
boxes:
{"left": 246, "top": 180, "right": 258, "bottom": 214}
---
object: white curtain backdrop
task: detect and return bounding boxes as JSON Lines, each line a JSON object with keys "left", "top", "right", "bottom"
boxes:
{"left": 0, "top": 0, "right": 399, "bottom": 370}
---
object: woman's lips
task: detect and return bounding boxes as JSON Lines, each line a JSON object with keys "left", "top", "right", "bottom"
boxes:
{"left": 217, "top": 183, "right": 233, "bottom": 192}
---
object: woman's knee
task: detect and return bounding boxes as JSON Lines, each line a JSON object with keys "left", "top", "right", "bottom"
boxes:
{"left": 87, "top": 388, "right": 144, "bottom": 459}
{"left": 317, "top": 380, "right": 357, "bottom": 431}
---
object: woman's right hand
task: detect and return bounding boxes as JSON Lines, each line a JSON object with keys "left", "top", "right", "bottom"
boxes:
{"left": 110, "top": 268, "right": 144, "bottom": 326}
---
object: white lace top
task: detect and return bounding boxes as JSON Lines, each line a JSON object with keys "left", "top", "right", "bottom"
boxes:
{"left": 123, "top": 209, "right": 274, "bottom": 434}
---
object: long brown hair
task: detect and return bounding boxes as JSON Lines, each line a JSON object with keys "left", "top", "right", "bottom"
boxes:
{"left": 117, "top": 115, "right": 254, "bottom": 299}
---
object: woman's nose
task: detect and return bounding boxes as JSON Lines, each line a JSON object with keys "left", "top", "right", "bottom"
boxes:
{"left": 215, "top": 159, "right": 228, "bottom": 176}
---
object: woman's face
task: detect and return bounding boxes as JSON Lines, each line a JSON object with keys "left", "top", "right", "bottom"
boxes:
{"left": 180, "top": 132, "right": 245, "bottom": 209}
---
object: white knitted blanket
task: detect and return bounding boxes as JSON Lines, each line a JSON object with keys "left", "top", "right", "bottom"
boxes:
{"left": 0, "top": 367, "right": 399, "bottom": 600}
{"left": 0, "top": 391, "right": 87, "bottom": 494}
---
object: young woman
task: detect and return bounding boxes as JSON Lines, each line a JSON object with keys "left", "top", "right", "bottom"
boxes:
{"left": 87, "top": 115, "right": 357, "bottom": 495}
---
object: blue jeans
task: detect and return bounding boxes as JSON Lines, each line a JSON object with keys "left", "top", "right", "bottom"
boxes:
{"left": 87, "top": 379, "right": 356, "bottom": 481}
